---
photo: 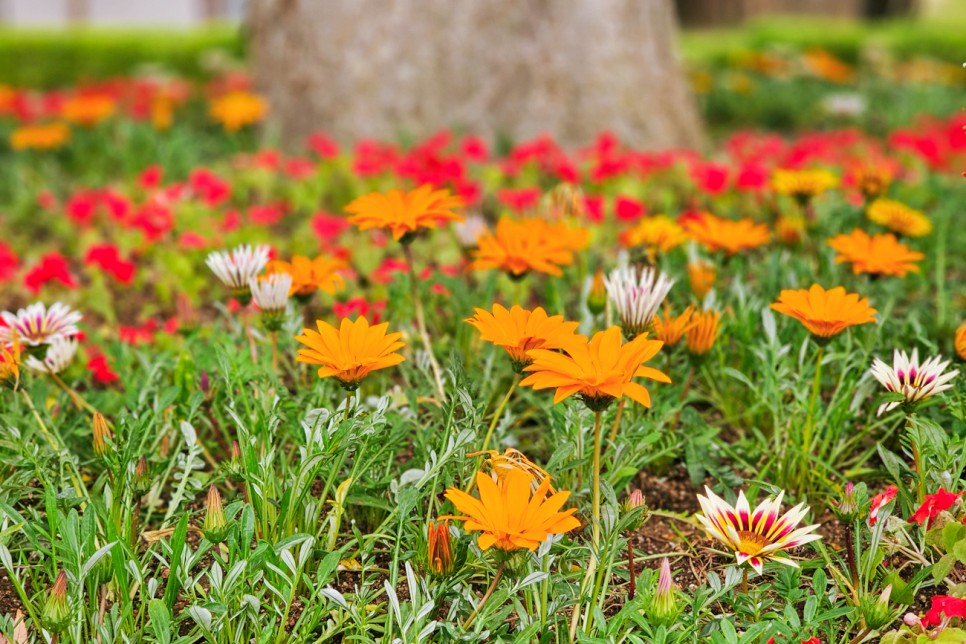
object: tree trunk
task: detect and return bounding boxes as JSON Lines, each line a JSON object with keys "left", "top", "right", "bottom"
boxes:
{"left": 248, "top": 0, "right": 705, "bottom": 151}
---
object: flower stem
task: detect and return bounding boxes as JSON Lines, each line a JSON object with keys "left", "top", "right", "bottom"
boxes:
{"left": 670, "top": 365, "right": 696, "bottom": 430}
{"left": 270, "top": 331, "right": 279, "bottom": 373}
{"left": 462, "top": 560, "right": 504, "bottom": 630}
{"left": 607, "top": 399, "right": 626, "bottom": 444}
{"left": 844, "top": 522, "right": 859, "bottom": 591}
{"left": 49, "top": 372, "right": 98, "bottom": 416}
{"left": 402, "top": 243, "right": 447, "bottom": 403}
{"left": 741, "top": 567, "right": 749, "bottom": 594}
{"left": 20, "top": 389, "right": 86, "bottom": 499}
{"left": 344, "top": 390, "right": 353, "bottom": 422}
{"left": 591, "top": 410, "right": 603, "bottom": 552}
{"left": 908, "top": 416, "right": 925, "bottom": 503}
{"left": 802, "top": 343, "right": 825, "bottom": 484}
{"left": 480, "top": 375, "right": 518, "bottom": 454}
{"left": 626, "top": 537, "right": 637, "bottom": 600}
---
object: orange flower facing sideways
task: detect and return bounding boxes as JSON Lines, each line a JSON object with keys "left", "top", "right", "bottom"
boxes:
{"left": 651, "top": 305, "right": 696, "bottom": 347}
{"left": 620, "top": 215, "right": 687, "bottom": 260}
{"left": 771, "top": 284, "right": 876, "bottom": 339}
{"left": 866, "top": 199, "right": 932, "bottom": 238}
{"left": 295, "top": 317, "right": 405, "bottom": 389}
{"left": 685, "top": 310, "right": 721, "bottom": 356}
{"left": 684, "top": 213, "right": 771, "bottom": 255}
{"left": 827, "top": 228, "right": 923, "bottom": 277}
{"left": 209, "top": 91, "right": 268, "bottom": 132}
{"left": 268, "top": 255, "right": 346, "bottom": 299}
{"left": 443, "top": 468, "right": 580, "bottom": 552}
{"left": 956, "top": 323, "right": 966, "bottom": 361}
{"left": 521, "top": 326, "right": 670, "bottom": 410}
{"left": 465, "top": 304, "right": 584, "bottom": 370}
{"left": 61, "top": 94, "right": 116, "bottom": 126}
{"left": 345, "top": 184, "right": 463, "bottom": 242}
{"left": 471, "top": 217, "right": 587, "bottom": 277}
{"left": 10, "top": 122, "right": 70, "bottom": 151}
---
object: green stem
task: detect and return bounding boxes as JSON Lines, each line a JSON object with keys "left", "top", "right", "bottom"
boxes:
{"left": 591, "top": 411, "right": 603, "bottom": 553}
{"left": 463, "top": 560, "right": 504, "bottom": 630}
{"left": 606, "top": 398, "right": 626, "bottom": 444}
{"left": 20, "top": 389, "right": 86, "bottom": 500}
{"left": 802, "top": 343, "right": 825, "bottom": 480}
{"left": 908, "top": 416, "right": 925, "bottom": 503}
{"left": 402, "top": 243, "right": 447, "bottom": 403}
{"left": 480, "top": 375, "right": 518, "bottom": 454}
{"left": 742, "top": 567, "right": 749, "bottom": 594}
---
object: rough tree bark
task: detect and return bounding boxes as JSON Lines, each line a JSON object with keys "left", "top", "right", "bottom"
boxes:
{"left": 248, "top": 0, "right": 705, "bottom": 151}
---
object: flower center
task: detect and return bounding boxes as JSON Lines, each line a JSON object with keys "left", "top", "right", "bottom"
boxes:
{"left": 736, "top": 531, "right": 769, "bottom": 557}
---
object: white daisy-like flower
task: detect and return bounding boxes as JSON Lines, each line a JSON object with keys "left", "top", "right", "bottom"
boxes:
{"left": 603, "top": 264, "right": 674, "bottom": 338}
{"left": 453, "top": 214, "right": 490, "bottom": 248}
{"left": 249, "top": 273, "right": 292, "bottom": 313}
{"left": 205, "top": 245, "right": 271, "bottom": 297}
{"left": 25, "top": 336, "right": 78, "bottom": 374}
{"left": 0, "top": 302, "right": 82, "bottom": 347}
{"left": 870, "top": 349, "right": 959, "bottom": 416}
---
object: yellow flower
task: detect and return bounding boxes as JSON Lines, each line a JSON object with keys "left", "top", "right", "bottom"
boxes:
{"left": 827, "top": 228, "right": 923, "bottom": 277}
{"left": 685, "top": 310, "right": 721, "bottom": 356}
{"left": 771, "top": 169, "right": 838, "bottom": 203}
{"left": 620, "top": 215, "right": 687, "bottom": 260}
{"left": 775, "top": 215, "right": 806, "bottom": 246}
{"left": 684, "top": 213, "right": 771, "bottom": 255}
{"left": 294, "top": 317, "right": 405, "bottom": 389}
{"left": 771, "top": 284, "right": 876, "bottom": 339}
{"left": 0, "top": 333, "right": 21, "bottom": 391}
{"left": 10, "top": 122, "right": 70, "bottom": 151}
{"left": 521, "top": 326, "right": 670, "bottom": 411}
{"left": 345, "top": 184, "right": 463, "bottom": 242}
{"left": 652, "top": 305, "right": 697, "bottom": 347}
{"left": 61, "top": 94, "right": 115, "bottom": 127}
{"left": 866, "top": 199, "right": 932, "bottom": 237}
{"left": 687, "top": 260, "right": 716, "bottom": 299}
{"left": 209, "top": 91, "right": 268, "bottom": 132}
{"left": 267, "top": 255, "right": 345, "bottom": 299}
{"left": 471, "top": 217, "right": 586, "bottom": 277}
{"left": 849, "top": 162, "right": 893, "bottom": 201}
{"left": 465, "top": 304, "right": 584, "bottom": 371}
{"left": 443, "top": 468, "right": 580, "bottom": 552}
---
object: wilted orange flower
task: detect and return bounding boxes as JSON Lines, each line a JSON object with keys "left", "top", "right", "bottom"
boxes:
{"left": 685, "top": 310, "right": 721, "bottom": 356}
{"left": 803, "top": 49, "right": 854, "bottom": 83}
{"left": 443, "top": 468, "right": 580, "bottom": 551}
{"left": 295, "top": 317, "right": 405, "bottom": 389}
{"left": 866, "top": 199, "right": 932, "bottom": 237}
{"left": 426, "top": 520, "right": 454, "bottom": 576}
{"left": 652, "top": 305, "right": 696, "bottom": 347}
{"left": 684, "top": 213, "right": 771, "bottom": 255}
{"left": 771, "top": 284, "right": 877, "bottom": 338}
{"left": 827, "top": 228, "right": 923, "bottom": 277}
{"left": 468, "top": 447, "right": 553, "bottom": 491}
{"left": 345, "top": 184, "right": 463, "bottom": 242}
{"left": 688, "top": 260, "right": 716, "bottom": 298}
{"left": 10, "top": 122, "right": 70, "bottom": 151}
{"left": 956, "top": 323, "right": 966, "bottom": 361}
{"left": 620, "top": 215, "right": 687, "bottom": 260}
{"left": 471, "top": 217, "right": 586, "bottom": 277}
{"left": 0, "top": 333, "right": 21, "bottom": 391}
{"left": 521, "top": 326, "right": 670, "bottom": 410}
{"left": 771, "top": 169, "right": 838, "bottom": 203}
{"left": 268, "top": 255, "right": 345, "bottom": 299}
{"left": 209, "top": 91, "right": 268, "bottom": 131}
{"left": 465, "top": 304, "right": 583, "bottom": 370}
{"left": 61, "top": 94, "right": 116, "bottom": 126}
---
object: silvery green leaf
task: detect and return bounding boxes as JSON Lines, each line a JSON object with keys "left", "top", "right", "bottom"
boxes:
{"left": 417, "top": 622, "right": 438, "bottom": 641}
{"left": 179, "top": 421, "right": 197, "bottom": 446}
{"left": 81, "top": 542, "right": 116, "bottom": 579}
{"left": 319, "top": 587, "right": 348, "bottom": 609}
{"left": 513, "top": 572, "right": 548, "bottom": 591}
{"left": 761, "top": 307, "right": 776, "bottom": 344}
{"left": 187, "top": 606, "right": 212, "bottom": 630}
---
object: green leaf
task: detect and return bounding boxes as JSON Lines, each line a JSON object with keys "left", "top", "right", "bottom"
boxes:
{"left": 931, "top": 555, "right": 954, "bottom": 584}
{"left": 942, "top": 522, "right": 966, "bottom": 552}
{"left": 952, "top": 540, "right": 966, "bottom": 565}
{"left": 147, "top": 599, "right": 172, "bottom": 644}
{"left": 163, "top": 514, "right": 190, "bottom": 611}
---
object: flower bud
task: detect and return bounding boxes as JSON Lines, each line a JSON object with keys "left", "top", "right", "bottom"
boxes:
{"left": 42, "top": 571, "right": 70, "bottom": 633}
{"left": 859, "top": 584, "right": 894, "bottom": 630}
{"left": 647, "top": 558, "right": 680, "bottom": 626}
{"left": 622, "top": 489, "right": 649, "bottom": 530}
{"left": 202, "top": 485, "right": 230, "bottom": 543}
{"left": 587, "top": 268, "right": 607, "bottom": 316}
{"left": 832, "top": 482, "right": 861, "bottom": 523}
{"left": 133, "top": 456, "right": 152, "bottom": 496}
{"left": 92, "top": 412, "right": 113, "bottom": 457}
{"left": 426, "top": 520, "right": 454, "bottom": 577}
{"left": 687, "top": 260, "right": 716, "bottom": 299}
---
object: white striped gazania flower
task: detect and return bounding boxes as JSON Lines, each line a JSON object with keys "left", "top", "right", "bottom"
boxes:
{"left": 206, "top": 245, "right": 271, "bottom": 304}
{"left": 0, "top": 302, "right": 82, "bottom": 348}
{"left": 25, "top": 336, "right": 78, "bottom": 374}
{"left": 249, "top": 273, "right": 292, "bottom": 331}
{"left": 870, "top": 349, "right": 958, "bottom": 416}
{"left": 604, "top": 264, "right": 674, "bottom": 338}
{"left": 696, "top": 486, "right": 821, "bottom": 575}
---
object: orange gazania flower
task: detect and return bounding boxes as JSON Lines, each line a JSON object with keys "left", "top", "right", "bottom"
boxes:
{"left": 466, "top": 304, "right": 583, "bottom": 370}
{"left": 10, "top": 122, "right": 70, "bottom": 151}
{"left": 294, "top": 317, "right": 405, "bottom": 389}
{"left": 771, "top": 284, "right": 877, "bottom": 339}
{"left": 848, "top": 161, "right": 894, "bottom": 201}
{"left": 521, "top": 326, "right": 670, "bottom": 410}
{"left": 0, "top": 332, "right": 21, "bottom": 391}
{"left": 471, "top": 217, "right": 586, "bottom": 277}
{"left": 771, "top": 168, "right": 838, "bottom": 203}
{"left": 268, "top": 255, "right": 346, "bottom": 298}
{"left": 684, "top": 213, "right": 770, "bottom": 255}
{"left": 685, "top": 310, "right": 721, "bottom": 356}
{"left": 209, "top": 91, "right": 268, "bottom": 131}
{"left": 866, "top": 199, "right": 932, "bottom": 237}
{"left": 619, "top": 215, "right": 687, "bottom": 260}
{"left": 955, "top": 323, "right": 966, "bottom": 361}
{"left": 651, "top": 305, "right": 696, "bottom": 347}
{"left": 687, "top": 260, "right": 716, "bottom": 298}
{"left": 61, "top": 94, "right": 116, "bottom": 126}
{"left": 345, "top": 184, "right": 463, "bottom": 242}
{"left": 468, "top": 447, "right": 554, "bottom": 491}
{"left": 827, "top": 228, "right": 923, "bottom": 277}
{"left": 443, "top": 468, "right": 580, "bottom": 552}
{"left": 426, "top": 520, "right": 454, "bottom": 576}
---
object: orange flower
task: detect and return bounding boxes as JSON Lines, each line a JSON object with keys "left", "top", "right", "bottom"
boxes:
{"left": 471, "top": 217, "right": 586, "bottom": 277}
{"left": 294, "top": 317, "right": 405, "bottom": 389}
{"left": 685, "top": 310, "right": 721, "bottom": 356}
{"left": 849, "top": 161, "right": 894, "bottom": 201}
{"left": 771, "top": 168, "right": 838, "bottom": 203}
{"left": 468, "top": 447, "right": 554, "bottom": 491}
{"left": 465, "top": 304, "right": 583, "bottom": 371}
{"left": 620, "top": 215, "right": 687, "bottom": 260}
{"left": 775, "top": 215, "right": 806, "bottom": 246}
{"left": 771, "top": 284, "right": 876, "bottom": 339}
{"left": 61, "top": 94, "right": 115, "bottom": 127}
{"left": 443, "top": 468, "right": 580, "bottom": 552}
{"left": 687, "top": 260, "right": 716, "bottom": 298}
{"left": 955, "top": 323, "right": 966, "bottom": 361}
{"left": 866, "top": 199, "right": 932, "bottom": 237}
{"left": 0, "top": 332, "right": 21, "bottom": 391}
{"left": 803, "top": 49, "right": 854, "bottom": 83}
{"left": 827, "top": 228, "right": 923, "bottom": 277}
{"left": 10, "top": 122, "right": 70, "bottom": 151}
{"left": 652, "top": 305, "right": 696, "bottom": 347}
{"left": 345, "top": 184, "right": 463, "bottom": 242}
{"left": 426, "top": 520, "right": 454, "bottom": 576}
{"left": 209, "top": 91, "right": 268, "bottom": 131}
{"left": 268, "top": 255, "right": 345, "bottom": 299}
{"left": 521, "top": 326, "right": 670, "bottom": 410}
{"left": 684, "top": 213, "right": 771, "bottom": 255}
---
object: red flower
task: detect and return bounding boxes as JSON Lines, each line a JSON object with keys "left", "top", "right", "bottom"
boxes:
{"left": 306, "top": 132, "right": 340, "bottom": 159}
{"left": 868, "top": 485, "right": 898, "bottom": 526}
{"left": 692, "top": 162, "right": 730, "bottom": 195}
{"left": 614, "top": 195, "right": 645, "bottom": 222}
{"left": 24, "top": 252, "right": 78, "bottom": 294}
{"left": 497, "top": 188, "right": 541, "bottom": 213}
{"left": 84, "top": 244, "right": 136, "bottom": 284}
{"left": 583, "top": 195, "right": 604, "bottom": 223}
{"left": 119, "top": 321, "right": 158, "bottom": 346}
{"left": 139, "top": 164, "right": 164, "bottom": 189}
{"left": 189, "top": 169, "right": 231, "bottom": 207}
{"left": 87, "top": 354, "right": 119, "bottom": 384}
{"left": 736, "top": 163, "right": 769, "bottom": 191}
{"left": 0, "top": 242, "right": 19, "bottom": 282}
{"left": 177, "top": 232, "right": 208, "bottom": 250}
{"left": 283, "top": 157, "right": 316, "bottom": 180}
{"left": 66, "top": 190, "right": 99, "bottom": 226}
{"left": 922, "top": 595, "right": 966, "bottom": 628}
{"left": 909, "top": 488, "right": 963, "bottom": 527}
{"left": 461, "top": 136, "right": 488, "bottom": 162}
{"left": 312, "top": 212, "right": 349, "bottom": 243}
{"left": 333, "top": 298, "right": 385, "bottom": 323}
{"left": 248, "top": 203, "right": 285, "bottom": 226}
{"left": 372, "top": 258, "right": 408, "bottom": 285}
